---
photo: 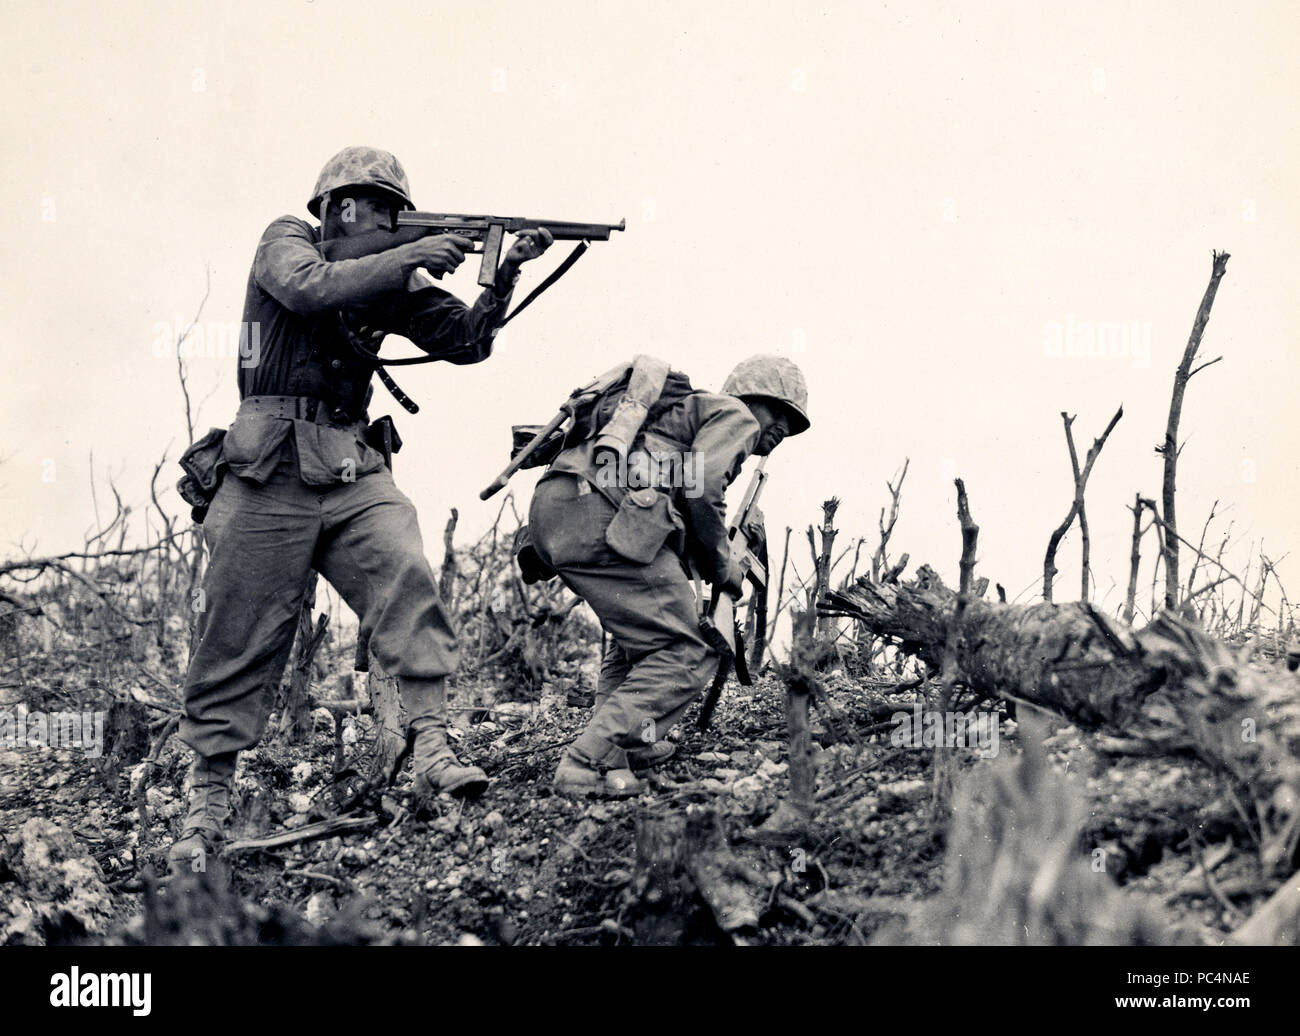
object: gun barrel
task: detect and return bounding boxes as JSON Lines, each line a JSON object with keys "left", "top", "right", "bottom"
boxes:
{"left": 513, "top": 217, "right": 626, "bottom": 241}
{"left": 396, "top": 211, "right": 625, "bottom": 241}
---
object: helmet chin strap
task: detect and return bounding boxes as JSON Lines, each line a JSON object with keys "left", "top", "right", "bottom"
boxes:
{"left": 318, "top": 189, "right": 333, "bottom": 238}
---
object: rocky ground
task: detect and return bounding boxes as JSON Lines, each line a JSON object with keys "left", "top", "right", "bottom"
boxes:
{"left": 0, "top": 643, "right": 1289, "bottom": 946}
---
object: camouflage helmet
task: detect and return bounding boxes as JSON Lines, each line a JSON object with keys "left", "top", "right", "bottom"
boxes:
{"left": 307, "top": 146, "right": 415, "bottom": 218}
{"left": 721, "top": 354, "right": 810, "bottom": 435}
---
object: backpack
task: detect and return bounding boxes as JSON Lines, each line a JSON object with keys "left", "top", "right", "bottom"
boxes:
{"left": 510, "top": 368, "right": 697, "bottom": 470}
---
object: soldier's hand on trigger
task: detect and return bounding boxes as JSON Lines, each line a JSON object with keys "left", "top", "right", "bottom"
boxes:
{"left": 403, "top": 234, "right": 473, "bottom": 275}
{"left": 505, "top": 227, "right": 554, "bottom": 264}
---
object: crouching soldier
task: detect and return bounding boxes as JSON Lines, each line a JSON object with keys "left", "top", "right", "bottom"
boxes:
{"left": 169, "top": 147, "right": 553, "bottom": 870}
{"left": 525, "top": 355, "right": 810, "bottom": 797}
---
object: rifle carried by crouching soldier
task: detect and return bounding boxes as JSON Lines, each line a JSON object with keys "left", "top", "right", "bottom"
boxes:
{"left": 510, "top": 354, "right": 810, "bottom": 798}
{"left": 694, "top": 456, "right": 769, "bottom": 730}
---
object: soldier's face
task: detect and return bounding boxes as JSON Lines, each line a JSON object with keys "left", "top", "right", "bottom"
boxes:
{"left": 333, "top": 195, "right": 394, "bottom": 235}
{"left": 746, "top": 401, "right": 792, "bottom": 456}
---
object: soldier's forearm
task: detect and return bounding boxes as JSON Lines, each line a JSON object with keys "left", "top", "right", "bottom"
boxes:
{"left": 684, "top": 497, "right": 731, "bottom": 581}
{"left": 319, "top": 226, "right": 428, "bottom": 262}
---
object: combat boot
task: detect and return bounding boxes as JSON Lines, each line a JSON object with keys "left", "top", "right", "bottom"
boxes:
{"left": 553, "top": 754, "right": 645, "bottom": 798}
{"left": 167, "top": 752, "right": 237, "bottom": 875}
{"left": 410, "top": 721, "right": 488, "bottom": 800}
{"left": 626, "top": 741, "right": 676, "bottom": 770}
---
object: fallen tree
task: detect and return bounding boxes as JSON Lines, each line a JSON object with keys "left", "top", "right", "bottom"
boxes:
{"left": 820, "top": 564, "right": 1300, "bottom": 873}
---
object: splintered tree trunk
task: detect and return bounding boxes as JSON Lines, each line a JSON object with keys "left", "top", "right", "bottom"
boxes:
{"left": 1124, "top": 494, "right": 1144, "bottom": 624}
{"left": 933, "top": 479, "right": 979, "bottom": 819}
{"left": 822, "top": 563, "right": 1300, "bottom": 872}
{"left": 279, "top": 573, "right": 328, "bottom": 743}
{"left": 439, "top": 507, "right": 459, "bottom": 604}
{"left": 826, "top": 565, "right": 1162, "bottom": 726}
{"left": 1161, "top": 250, "right": 1230, "bottom": 610}
{"left": 1042, "top": 407, "right": 1123, "bottom": 603}
{"left": 812, "top": 499, "right": 839, "bottom": 646}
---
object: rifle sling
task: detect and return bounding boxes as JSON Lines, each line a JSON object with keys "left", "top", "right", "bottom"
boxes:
{"left": 499, "top": 240, "right": 588, "bottom": 327}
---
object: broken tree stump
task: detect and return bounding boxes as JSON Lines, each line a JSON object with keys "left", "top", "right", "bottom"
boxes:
{"left": 349, "top": 641, "right": 406, "bottom": 787}
{"left": 811, "top": 498, "right": 839, "bottom": 648}
{"left": 278, "top": 573, "right": 329, "bottom": 743}
{"left": 368, "top": 660, "right": 407, "bottom": 785}
{"left": 631, "top": 809, "right": 764, "bottom": 944}
{"left": 755, "top": 608, "right": 824, "bottom": 842}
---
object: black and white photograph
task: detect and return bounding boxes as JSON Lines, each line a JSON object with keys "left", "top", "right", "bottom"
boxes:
{"left": 0, "top": 0, "right": 1295, "bottom": 1015}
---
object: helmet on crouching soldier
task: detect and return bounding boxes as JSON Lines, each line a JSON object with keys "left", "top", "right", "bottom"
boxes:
{"left": 721, "top": 355, "right": 811, "bottom": 435}
{"left": 307, "top": 146, "right": 416, "bottom": 218}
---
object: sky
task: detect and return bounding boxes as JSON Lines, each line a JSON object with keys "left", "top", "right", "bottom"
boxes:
{"left": 2, "top": 0, "right": 1297, "bottom": 629}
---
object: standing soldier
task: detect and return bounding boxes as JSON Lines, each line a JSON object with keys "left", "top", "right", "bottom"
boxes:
{"left": 169, "top": 147, "right": 553, "bottom": 869}
{"left": 525, "top": 355, "right": 810, "bottom": 797}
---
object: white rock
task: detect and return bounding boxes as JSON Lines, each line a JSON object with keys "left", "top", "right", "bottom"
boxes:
{"left": 304, "top": 891, "right": 333, "bottom": 927}
{"left": 493, "top": 702, "right": 535, "bottom": 719}
{"left": 879, "top": 779, "right": 928, "bottom": 804}
{"left": 731, "top": 775, "right": 766, "bottom": 797}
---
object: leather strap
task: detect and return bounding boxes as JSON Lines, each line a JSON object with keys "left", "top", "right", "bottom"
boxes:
{"left": 499, "top": 240, "right": 588, "bottom": 327}
{"left": 345, "top": 241, "right": 590, "bottom": 369}
{"left": 375, "top": 367, "right": 419, "bottom": 415}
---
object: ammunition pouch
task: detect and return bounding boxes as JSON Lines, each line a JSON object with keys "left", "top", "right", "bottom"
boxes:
{"left": 364, "top": 415, "right": 403, "bottom": 470}
{"left": 513, "top": 524, "right": 558, "bottom": 584}
{"left": 177, "top": 428, "right": 228, "bottom": 524}
{"left": 603, "top": 487, "right": 685, "bottom": 565}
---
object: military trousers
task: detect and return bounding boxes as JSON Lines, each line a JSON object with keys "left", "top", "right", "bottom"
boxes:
{"left": 178, "top": 454, "right": 458, "bottom": 758}
{"left": 529, "top": 474, "right": 719, "bottom": 769}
